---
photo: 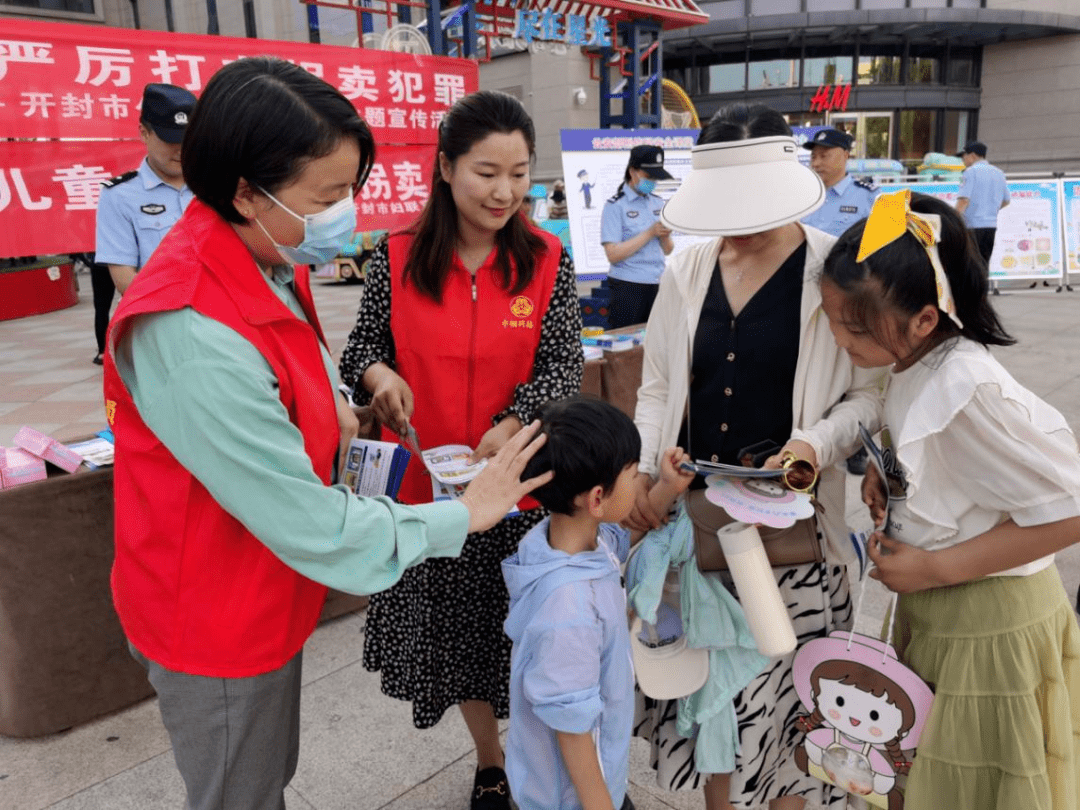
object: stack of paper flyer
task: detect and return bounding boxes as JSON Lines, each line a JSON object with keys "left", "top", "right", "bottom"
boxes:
{"left": 420, "top": 445, "right": 487, "bottom": 485}
{"left": 422, "top": 444, "right": 519, "bottom": 518}
{"left": 343, "top": 438, "right": 410, "bottom": 499}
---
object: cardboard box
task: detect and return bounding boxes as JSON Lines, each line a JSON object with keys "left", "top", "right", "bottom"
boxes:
{"left": 0, "top": 446, "right": 47, "bottom": 489}
{"left": 12, "top": 425, "right": 83, "bottom": 473}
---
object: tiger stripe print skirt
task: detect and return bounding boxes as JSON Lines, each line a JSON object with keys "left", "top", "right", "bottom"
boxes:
{"left": 634, "top": 560, "right": 854, "bottom": 809}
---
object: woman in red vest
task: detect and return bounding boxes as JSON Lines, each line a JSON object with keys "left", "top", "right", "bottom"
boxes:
{"left": 339, "top": 91, "right": 584, "bottom": 809}
{"left": 103, "top": 60, "right": 550, "bottom": 810}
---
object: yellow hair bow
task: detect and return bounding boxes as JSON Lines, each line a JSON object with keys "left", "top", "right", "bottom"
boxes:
{"left": 856, "top": 189, "right": 963, "bottom": 329}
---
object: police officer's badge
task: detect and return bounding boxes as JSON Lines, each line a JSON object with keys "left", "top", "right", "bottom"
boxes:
{"left": 174, "top": 112, "right": 188, "bottom": 125}
{"left": 141, "top": 203, "right": 167, "bottom": 215}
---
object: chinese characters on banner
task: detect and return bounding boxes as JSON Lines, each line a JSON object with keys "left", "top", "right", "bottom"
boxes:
{"left": 0, "top": 140, "right": 435, "bottom": 257}
{"left": 0, "top": 18, "right": 477, "bottom": 257}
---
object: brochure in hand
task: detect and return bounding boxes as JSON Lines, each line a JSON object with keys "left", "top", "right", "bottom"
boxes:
{"left": 430, "top": 473, "right": 520, "bottom": 518}
{"left": 343, "top": 438, "right": 411, "bottom": 499}
{"left": 420, "top": 445, "right": 487, "bottom": 485}
{"left": 679, "top": 459, "right": 785, "bottom": 480}
{"left": 857, "top": 422, "right": 892, "bottom": 533}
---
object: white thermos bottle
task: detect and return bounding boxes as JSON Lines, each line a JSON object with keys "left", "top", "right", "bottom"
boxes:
{"left": 716, "top": 522, "right": 797, "bottom": 657}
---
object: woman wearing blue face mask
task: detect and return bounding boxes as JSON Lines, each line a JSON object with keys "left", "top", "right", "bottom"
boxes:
{"left": 102, "top": 58, "right": 550, "bottom": 810}
{"left": 600, "top": 144, "right": 676, "bottom": 329}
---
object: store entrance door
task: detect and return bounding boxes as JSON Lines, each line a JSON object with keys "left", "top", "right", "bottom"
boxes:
{"left": 827, "top": 111, "right": 892, "bottom": 159}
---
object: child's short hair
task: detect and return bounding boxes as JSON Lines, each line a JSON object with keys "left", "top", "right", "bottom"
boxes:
{"left": 522, "top": 396, "right": 642, "bottom": 515}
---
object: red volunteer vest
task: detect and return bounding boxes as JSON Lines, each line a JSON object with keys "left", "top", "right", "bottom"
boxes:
{"left": 103, "top": 199, "right": 338, "bottom": 678}
{"left": 387, "top": 228, "right": 562, "bottom": 508}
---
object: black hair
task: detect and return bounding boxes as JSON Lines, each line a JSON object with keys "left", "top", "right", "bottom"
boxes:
{"left": 403, "top": 90, "right": 546, "bottom": 303}
{"left": 182, "top": 57, "right": 375, "bottom": 224}
{"left": 698, "top": 103, "right": 791, "bottom": 145}
{"left": 522, "top": 396, "right": 642, "bottom": 516}
{"left": 822, "top": 192, "right": 1015, "bottom": 358}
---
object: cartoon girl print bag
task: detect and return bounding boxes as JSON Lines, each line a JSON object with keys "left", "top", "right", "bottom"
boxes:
{"left": 792, "top": 590, "right": 933, "bottom": 810}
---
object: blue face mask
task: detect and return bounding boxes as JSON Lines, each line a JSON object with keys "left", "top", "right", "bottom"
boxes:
{"left": 636, "top": 178, "right": 656, "bottom": 195}
{"left": 254, "top": 185, "right": 357, "bottom": 265}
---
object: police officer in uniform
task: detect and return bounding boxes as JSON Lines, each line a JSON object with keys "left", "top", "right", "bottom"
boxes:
{"left": 956, "top": 140, "right": 1010, "bottom": 265}
{"left": 800, "top": 128, "right": 878, "bottom": 238}
{"left": 94, "top": 83, "right": 197, "bottom": 321}
{"left": 600, "top": 144, "right": 675, "bottom": 329}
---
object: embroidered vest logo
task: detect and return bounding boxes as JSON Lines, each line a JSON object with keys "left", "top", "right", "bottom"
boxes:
{"left": 510, "top": 296, "right": 534, "bottom": 317}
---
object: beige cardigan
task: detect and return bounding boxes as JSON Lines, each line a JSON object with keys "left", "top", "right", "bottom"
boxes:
{"left": 634, "top": 224, "right": 886, "bottom": 564}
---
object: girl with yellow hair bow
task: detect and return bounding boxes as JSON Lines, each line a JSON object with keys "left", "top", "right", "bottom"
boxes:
{"left": 820, "top": 189, "right": 1080, "bottom": 810}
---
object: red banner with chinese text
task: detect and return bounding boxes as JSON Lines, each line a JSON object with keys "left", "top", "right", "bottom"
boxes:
{"left": 0, "top": 140, "right": 435, "bottom": 257}
{"left": 0, "top": 19, "right": 473, "bottom": 256}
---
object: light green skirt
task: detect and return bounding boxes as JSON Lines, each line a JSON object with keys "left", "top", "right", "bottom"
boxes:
{"left": 893, "top": 565, "right": 1080, "bottom": 810}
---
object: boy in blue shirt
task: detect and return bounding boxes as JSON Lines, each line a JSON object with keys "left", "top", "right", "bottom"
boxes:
{"left": 502, "top": 396, "right": 693, "bottom": 810}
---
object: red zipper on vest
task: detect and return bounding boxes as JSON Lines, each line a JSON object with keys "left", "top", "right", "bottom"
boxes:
{"left": 467, "top": 274, "right": 477, "bottom": 435}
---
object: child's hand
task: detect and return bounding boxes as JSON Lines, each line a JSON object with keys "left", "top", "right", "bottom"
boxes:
{"left": 867, "top": 533, "right": 949, "bottom": 593}
{"left": 862, "top": 463, "right": 887, "bottom": 528}
{"left": 659, "top": 447, "right": 695, "bottom": 493}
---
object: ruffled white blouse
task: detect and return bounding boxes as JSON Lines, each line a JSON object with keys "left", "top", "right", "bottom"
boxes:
{"left": 883, "top": 338, "right": 1080, "bottom": 577}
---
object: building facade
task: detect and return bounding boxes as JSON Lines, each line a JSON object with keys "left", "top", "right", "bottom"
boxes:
{"left": 660, "top": 0, "right": 1080, "bottom": 171}
{"left": 7, "top": 0, "right": 1080, "bottom": 173}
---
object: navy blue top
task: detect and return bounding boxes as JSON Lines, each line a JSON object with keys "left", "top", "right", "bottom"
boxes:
{"left": 679, "top": 243, "right": 805, "bottom": 482}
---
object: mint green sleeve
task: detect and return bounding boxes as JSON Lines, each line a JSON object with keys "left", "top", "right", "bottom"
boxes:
{"left": 115, "top": 307, "right": 470, "bottom": 596}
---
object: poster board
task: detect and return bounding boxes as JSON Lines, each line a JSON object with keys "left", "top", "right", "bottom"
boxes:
{"left": 559, "top": 129, "right": 706, "bottom": 280}
{"left": 1061, "top": 179, "right": 1080, "bottom": 278}
{"left": 886, "top": 179, "right": 1064, "bottom": 284}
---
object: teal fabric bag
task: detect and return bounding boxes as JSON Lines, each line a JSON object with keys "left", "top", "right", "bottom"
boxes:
{"left": 627, "top": 506, "right": 769, "bottom": 773}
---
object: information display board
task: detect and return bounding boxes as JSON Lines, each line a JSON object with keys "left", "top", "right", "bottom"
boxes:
{"left": 559, "top": 128, "right": 704, "bottom": 280}
{"left": 890, "top": 179, "right": 1064, "bottom": 284}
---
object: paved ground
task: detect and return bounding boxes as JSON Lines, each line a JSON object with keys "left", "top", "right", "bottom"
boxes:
{"left": 1, "top": 272, "right": 1079, "bottom": 809}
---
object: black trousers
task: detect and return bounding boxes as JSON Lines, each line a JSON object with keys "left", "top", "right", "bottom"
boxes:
{"left": 971, "top": 227, "right": 996, "bottom": 265}
{"left": 606, "top": 277, "right": 659, "bottom": 330}
{"left": 90, "top": 260, "right": 115, "bottom": 354}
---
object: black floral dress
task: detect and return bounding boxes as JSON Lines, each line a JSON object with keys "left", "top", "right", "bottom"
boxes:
{"left": 339, "top": 242, "right": 584, "bottom": 729}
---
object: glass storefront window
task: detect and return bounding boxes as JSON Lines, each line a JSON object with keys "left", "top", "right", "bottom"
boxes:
{"left": 804, "top": 57, "right": 850, "bottom": 87}
{"left": 944, "top": 110, "right": 972, "bottom": 157}
{"left": 788, "top": 113, "right": 827, "bottom": 129}
{"left": 898, "top": 110, "right": 938, "bottom": 166}
{"left": 908, "top": 53, "right": 940, "bottom": 85}
{"left": 858, "top": 47, "right": 903, "bottom": 85}
{"left": 708, "top": 63, "right": 746, "bottom": 93}
{"left": 947, "top": 48, "right": 977, "bottom": 86}
{"left": 748, "top": 59, "right": 798, "bottom": 90}
{"left": 1, "top": 0, "right": 93, "bottom": 9}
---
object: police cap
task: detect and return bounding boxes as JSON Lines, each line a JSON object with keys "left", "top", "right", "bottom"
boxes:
{"left": 141, "top": 83, "right": 197, "bottom": 144}
{"left": 802, "top": 128, "right": 854, "bottom": 152}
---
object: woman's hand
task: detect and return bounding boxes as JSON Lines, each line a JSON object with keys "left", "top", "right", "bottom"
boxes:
{"left": 468, "top": 415, "right": 522, "bottom": 464}
{"left": 862, "top": 463, "right": 887, "bottom": 528}
{"left": 336, "top": 393, "right": 360, "bottom": 480}
{"left": 364, "top": 364, "right": 414, "bottom": 437}
{"left": 764, "top": 439, "right": 818, "bottom": 491}
{"left": 459, "top": 421, "right": 552, "bottom": 535}
{"left": 762, "top": 439, "right": 817, "bottom": 471}
{"left": 867, "top": 532, "right": 949, "bottom": 593}
{"left": 623, "top": 471, "right": 663, "bottom": 533}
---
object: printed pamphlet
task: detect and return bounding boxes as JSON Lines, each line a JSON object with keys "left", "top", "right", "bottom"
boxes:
{"left": 344, "top": 438, "right": 410, "bottom": 499}
{"left": 420, "top": 444, "right": 487, "bottom": 485}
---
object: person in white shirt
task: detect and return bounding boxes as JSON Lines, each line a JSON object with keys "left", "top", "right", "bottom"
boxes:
{"left": 820, "top": 188, "right": 1080, "bottom": 810}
